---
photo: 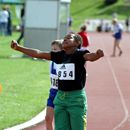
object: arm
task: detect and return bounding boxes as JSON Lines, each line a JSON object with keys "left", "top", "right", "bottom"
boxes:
{"left": 11, "top": 40, "right": 51, "bottom": 60}
{"left": 83, "top": 49, "right": 104, "bottom": 62}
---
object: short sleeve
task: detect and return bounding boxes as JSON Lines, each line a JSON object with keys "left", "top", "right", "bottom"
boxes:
{"left": 51, "top": 51, "right": 64, "bottom": 64}
{"left": 74, "top": 50, "right": 90, "bottom": 64}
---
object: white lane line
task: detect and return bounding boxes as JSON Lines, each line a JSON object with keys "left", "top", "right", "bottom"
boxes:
{"left": 106, "top": 56, "right": 128, "bottom": 130}
{"left": 4, "top": 108, "right": 46, "bottom": 130}
{"left": 102, "top": 42, "right": 129, "bottom": 130}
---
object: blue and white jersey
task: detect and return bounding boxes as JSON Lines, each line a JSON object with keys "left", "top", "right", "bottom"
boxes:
{"left": 50, "top": 61, "right": 58, "bottom": 89}
{"left": 113, "top": 23, "right": 123, "bottom": 39}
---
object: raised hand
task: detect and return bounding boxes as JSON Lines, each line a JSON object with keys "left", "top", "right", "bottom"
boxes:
{"left": 96, "top": 49, "right": 104, "bottom": 58}
{"left": 11, "top": 40, "right": 19, "bottom": 50}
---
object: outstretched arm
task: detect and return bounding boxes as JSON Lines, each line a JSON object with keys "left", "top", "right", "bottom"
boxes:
{"left": 83, "top": 49, "right": 104, "bottom": 61}
{"left": 11, "top": 40, "right": 51, "bottom": 60}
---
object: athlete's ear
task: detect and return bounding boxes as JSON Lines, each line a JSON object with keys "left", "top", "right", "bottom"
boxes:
{"left": 77, "top": 42, "right": 81, "bottom": 49}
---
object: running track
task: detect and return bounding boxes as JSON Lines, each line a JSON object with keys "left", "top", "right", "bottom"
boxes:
{"left": 25, "top": 32, "right": 130, "bottom": 130}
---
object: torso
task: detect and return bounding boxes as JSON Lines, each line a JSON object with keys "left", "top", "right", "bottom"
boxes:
{"left": 51, "top": 50, "right": 89, "bottom": 91}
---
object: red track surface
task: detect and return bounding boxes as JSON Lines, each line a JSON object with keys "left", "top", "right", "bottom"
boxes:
{"left": 25, "top": 32, "right": 130, "bottom": 130}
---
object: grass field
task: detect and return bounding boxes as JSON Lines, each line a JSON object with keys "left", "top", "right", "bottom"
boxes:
{"left": 0, "top": 33, "right": 50, "bottom": 129}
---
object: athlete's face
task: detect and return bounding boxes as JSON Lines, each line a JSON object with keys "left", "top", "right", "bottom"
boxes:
{"left": 62, "top": 34, "right": 78, "bottom": 50}
{"left": 51, "top": 44, "right": 61, "bottom": 52}
{"left": 112, "top": 20, "right": 116, "bottom": 25}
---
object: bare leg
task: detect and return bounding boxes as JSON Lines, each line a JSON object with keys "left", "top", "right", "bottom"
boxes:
{"left": 116, "top": 40, "right": 123, "bottom": 56}
{"left": 45, "top": 107, "right": 54, "bottom": 130}
{"left": 111, "top": 39, "right": 117, "bottom": 57}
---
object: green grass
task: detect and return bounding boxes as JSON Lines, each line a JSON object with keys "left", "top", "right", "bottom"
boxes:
{"left": 70, "top": 0, "right": 130, "bottom": 30}
{"left": 0, "top": 33, "right": 50, "bottom": 129}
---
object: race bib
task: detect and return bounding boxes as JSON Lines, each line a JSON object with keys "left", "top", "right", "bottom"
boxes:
{"left": 57, "top": 63, "right": 75, "bottom": 80}
{"left": 50, "top": 74, "right": 58, "bottom": 89}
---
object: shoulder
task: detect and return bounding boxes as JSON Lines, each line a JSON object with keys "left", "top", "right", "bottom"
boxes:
{"left": 51, "top": 50, "right": 65, "bottom": 63}
{"left": 74, "top": 49, "right": 90, "bottom": 58}
{"left": 74, "top": 50, "right": 90, "bottom": 62}
{"left": 77, "top": 49, "right": 90, "bottom": 54}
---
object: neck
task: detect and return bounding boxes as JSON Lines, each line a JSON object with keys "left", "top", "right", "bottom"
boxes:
{"left": 64, "top": 48, "right": 76, "bottom": 54}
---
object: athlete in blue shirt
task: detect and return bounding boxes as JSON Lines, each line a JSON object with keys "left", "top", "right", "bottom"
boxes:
{"left": 111, "top": 19, "right": 123, "bottom": 57}
{"left": 46, "top": 40, "right": 62, "bottom": 130}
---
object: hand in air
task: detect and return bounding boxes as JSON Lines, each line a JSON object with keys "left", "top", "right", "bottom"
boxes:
{"left": 11, "top": 40, "right": 19, "bottom": 50}
{"left": 96, "top": 49, "right": 104, "bottom": 58}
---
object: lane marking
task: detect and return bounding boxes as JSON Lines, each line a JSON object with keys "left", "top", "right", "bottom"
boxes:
{"left": 102, "top": 41, "right": 129, "bottom": 130}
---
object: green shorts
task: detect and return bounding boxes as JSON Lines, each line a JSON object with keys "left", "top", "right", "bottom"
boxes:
{"left": 54, "top": 88, "right": 88, "bottom": 130}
